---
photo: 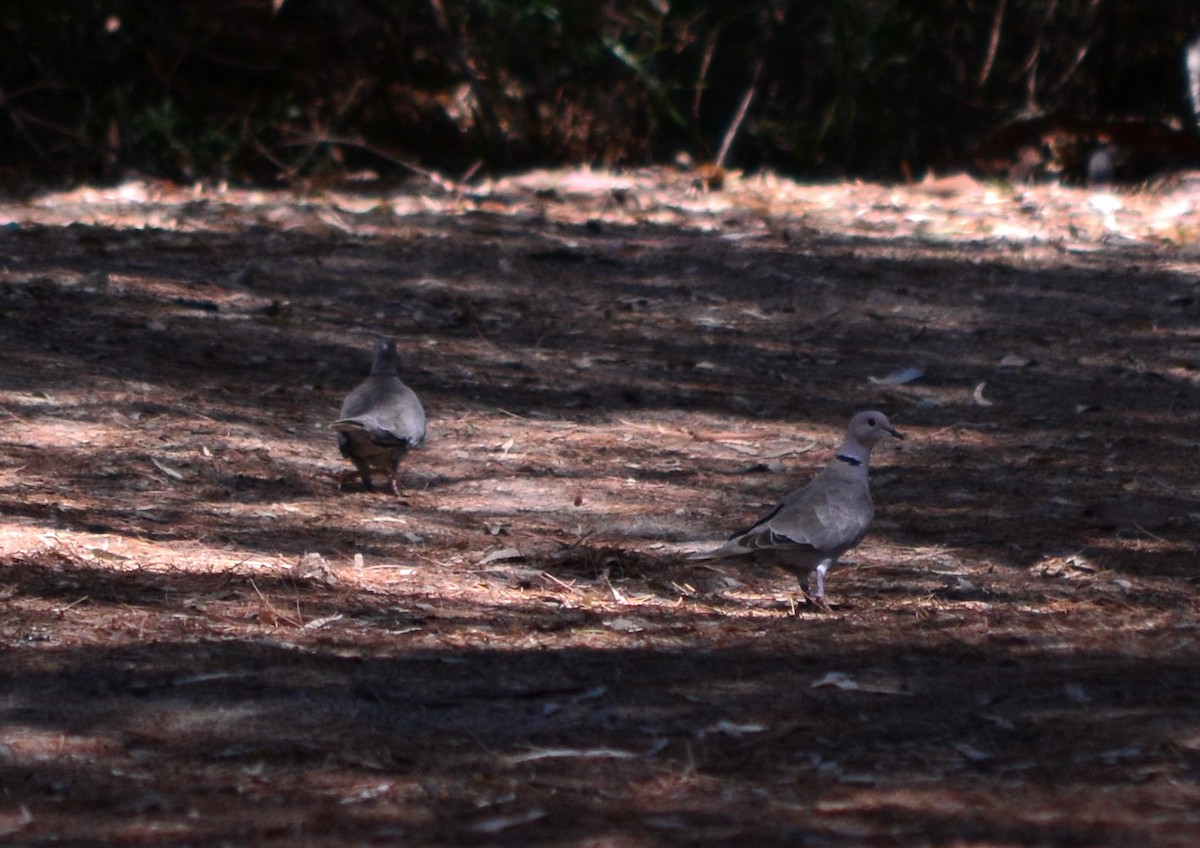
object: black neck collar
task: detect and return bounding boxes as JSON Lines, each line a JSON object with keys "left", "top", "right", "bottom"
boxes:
{"left": 836, "top": 454, "right": 862, "bottom": 466}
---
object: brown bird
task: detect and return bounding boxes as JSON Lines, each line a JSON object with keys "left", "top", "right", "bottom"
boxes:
{"left": 333, "top": 338, "right": 426, "bottom": 494}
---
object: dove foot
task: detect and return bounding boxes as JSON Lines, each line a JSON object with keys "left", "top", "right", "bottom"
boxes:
{"left": 783, "top": 593, "right": 833, "bottom": 615}
{"left": 789, "top": 598, "right": 834, "bottom": 614}
{"left": 793, "top": 583, "right": 833, "bottom": 613}
{"left": 336, "top": 470, "right": 363, "bottom": 491}
{"left": 807, "top": 594, "right": 834, "bottom": 613}
{"left": 336, "top": 469, "right": 395, "bottom": 494}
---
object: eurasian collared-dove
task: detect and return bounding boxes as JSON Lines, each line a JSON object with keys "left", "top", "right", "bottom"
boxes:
{"left": 689, "top": 410, "right": 903, "bottom": 611}
{"left": 333, "top": 338, "right": 426, "bottom": 495}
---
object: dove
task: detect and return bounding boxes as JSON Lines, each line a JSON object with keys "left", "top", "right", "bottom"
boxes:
{"left": 689, "top": 410, "right": 903, "bottom": 612}
{"left": 333, "top": 338, "right": 426, "bottom": 495}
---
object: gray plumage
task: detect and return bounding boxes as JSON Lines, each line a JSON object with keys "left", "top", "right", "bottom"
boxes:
{"left": 333, "top": 338, "right": 426, "bottom": 495}
{"left": 689, "top": 410, "right": 903, "bottom": 611}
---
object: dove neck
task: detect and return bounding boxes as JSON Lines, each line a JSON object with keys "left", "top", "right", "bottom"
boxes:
{"left": 835, "top": 448, "right": 868, "bottom": 468}
{"left": 371, "top": 356, "right": 399, "bottom": 377}
{"left": 371, "top": 342, "right": 400, "bottom": 376}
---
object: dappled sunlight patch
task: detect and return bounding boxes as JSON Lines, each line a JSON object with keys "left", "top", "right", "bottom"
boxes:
{"left": 0, "top": 173, "right": 1199, "bottom": 843}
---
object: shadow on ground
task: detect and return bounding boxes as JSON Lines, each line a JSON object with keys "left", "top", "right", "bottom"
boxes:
{"left": 1, "top": 184, "right": 1198, "bottom": 844}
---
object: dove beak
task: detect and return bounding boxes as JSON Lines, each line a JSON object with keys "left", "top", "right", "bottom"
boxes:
{"left": 885, "top": 425, "right": 905, "bottom": 440}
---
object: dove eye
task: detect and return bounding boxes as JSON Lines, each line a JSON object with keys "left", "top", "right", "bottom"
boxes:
{"left": 867, "top": 417, "right": 877, "bottom": 427}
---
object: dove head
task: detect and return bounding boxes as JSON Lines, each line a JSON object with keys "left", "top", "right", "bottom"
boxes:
{"left": 370, "top": 338, "right": 400, "bottom": 376}
{"left": 837, "top": 410, "right": 904, "bottom": 466}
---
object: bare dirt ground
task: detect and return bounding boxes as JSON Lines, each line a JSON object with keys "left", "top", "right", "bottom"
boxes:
{"left": 0, "top": 168, "right": 1198, "bottom": 846}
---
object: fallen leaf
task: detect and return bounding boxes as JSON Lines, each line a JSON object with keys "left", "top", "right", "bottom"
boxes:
{"left": 479, "top": 546, "right": 524, "bottom": 565}
{"left": 811, "top": 672, "right": 909, "bottom": 695}
{"left": 469, "top": 809, "right": 546, "bottom": 834}
{"left": 867, "top": 364, "right": 925, "bottom": 385}
{"left": 955, "top": 742, "right": 993, "bottom": 762}
{"left": 700, "top": 720, "right": 767, "bottom": 737}
{"left": 998, "top": 353, "right": 1034, "bottom": 368}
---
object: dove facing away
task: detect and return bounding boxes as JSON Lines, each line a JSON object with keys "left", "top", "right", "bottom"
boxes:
{"left": 689, "top": 410, "right": 903, "bottom": 612}
{"left": 333, "top": 338, "right": 426, "bottom": 495}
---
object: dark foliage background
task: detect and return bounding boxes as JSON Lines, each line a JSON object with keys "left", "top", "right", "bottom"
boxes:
{"left": 3, "top": 0, "right": 1200, "bottom": 186}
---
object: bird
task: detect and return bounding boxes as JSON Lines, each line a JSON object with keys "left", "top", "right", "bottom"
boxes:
{"left": 689, "top": 410, "right": 903, "bottom": 612}
{"left": 333, "top": 338, "right": 426, "bottom": 495}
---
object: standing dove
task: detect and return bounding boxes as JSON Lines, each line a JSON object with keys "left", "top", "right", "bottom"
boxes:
{"left": 689, "top": 410, "right": 903, "bottom": 611}
{"left": 333, "top": 338, "right": 426, "bottom": 495}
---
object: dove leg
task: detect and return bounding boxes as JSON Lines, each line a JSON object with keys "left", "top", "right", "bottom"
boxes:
{"left": 350, "top": 459, "right": 376, "bottom": 492}
{"left": 793, "top": 576, "right": 810, "bottom": 616}
{"left": 809, "top": 563, "right": 833, "bottom": 612}
{"left": 789, "top": 574, "right": 827, "bottom": 616}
